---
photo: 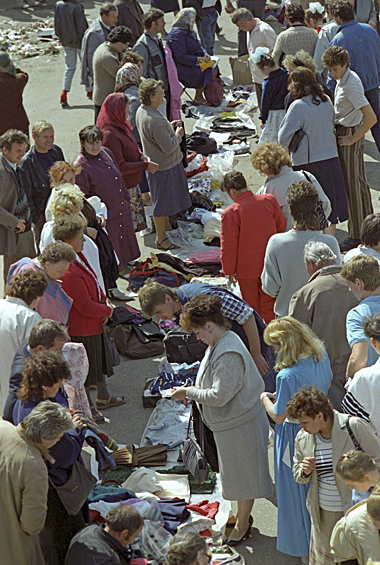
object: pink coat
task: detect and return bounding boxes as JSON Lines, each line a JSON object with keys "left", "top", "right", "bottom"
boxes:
{"left": 165, "top": 46, "right": 182, "bottom": 121}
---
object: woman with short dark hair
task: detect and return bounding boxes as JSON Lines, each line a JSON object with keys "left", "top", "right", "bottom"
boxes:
{"left": 73, "top": 125, "right": 140, "bottom": 270}
{"left": 172, "top": 294, "right": 273, "bottom": 546}
{"left": 289, "top": 387, "right": 380, "bottom": 565}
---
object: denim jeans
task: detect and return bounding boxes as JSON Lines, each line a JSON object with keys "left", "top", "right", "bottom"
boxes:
{"left": 365, "top": 87, "right": 380, "bottom": 155}
{"left": 197, "top": 7, "right": 218, "bottom": 56}
{"left": 62, "top": 47, "right": 81, "bottom": 91}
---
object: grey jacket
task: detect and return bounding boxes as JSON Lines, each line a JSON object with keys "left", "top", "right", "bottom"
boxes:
{"left": 93, "top": 43, "right": 120, "bottom": 107}
{"left": 133, "top": 31, "right": 168, "bottom": 90}
{"left": 114, "top": 0, "right": 144, "bottom": 46}
{"left": 80, "top": 17, "right": 109, "bottom": 87}
{"left": 186, "top": 330, "right": 264, "bottom": 432}
{"left": 0, "top": 155, "right": 19, "bottom": 256}
{"left": 293, "top": 410, "right": 380, "bottom": 532}
{"left": 54, "top": 0, "right": 88, "bottom": 49}
{"left": 136, "top": 105, "right": 182, "bottom": 171}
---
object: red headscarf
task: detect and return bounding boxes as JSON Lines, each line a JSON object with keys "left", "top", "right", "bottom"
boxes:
{"left": 96, "top": 92, "right": 132, "bottom": 136}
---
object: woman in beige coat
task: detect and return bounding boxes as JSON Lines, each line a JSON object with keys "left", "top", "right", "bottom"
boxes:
{"left": 0, "top": 402, "right": 73, "bottom": 565}
{"left": 288, "top": 387, "right": 380, "bottom": 565}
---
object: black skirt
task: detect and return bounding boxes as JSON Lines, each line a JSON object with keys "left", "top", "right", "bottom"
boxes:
{"left": 71, "top": 328, "right": 114, "bottom": 387}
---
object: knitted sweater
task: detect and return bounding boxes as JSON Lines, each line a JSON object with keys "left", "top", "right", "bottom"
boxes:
{"left": 272, "top": 24, "right": 318, "bottom": 66}
{"left": 186, "top": 330, "right": 264, "bottom": 432}
{"left": 261, "top": 229, "right": 342, "bottom": 317}
{"left": 136, "top": 104, "right": 182, "bottom": 171}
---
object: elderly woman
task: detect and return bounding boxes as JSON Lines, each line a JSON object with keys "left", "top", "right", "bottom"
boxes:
{"left": 172, "top": 294, "right": 273, "bottom": 546}
{"left": 165, "top": 532, "right": 211, "bottom": 565}
{"left": 13, "top": 352, "right": 89, "bottom": 565}
{"left": 261, "top": 317, "right": 333, "bottom": 562}
{"left": 0, "top": 402, "right": 73, "bottom": 565}
{"left": 97, "top": 92, "right": 159, "bottom": 232}
{"left": 289, "top": 387, "right": 380, "bottom": 565}
{"left": 252, "top": 142, "right": 331, "bottom": 232}
{"left": 73, "top": 125, "right": 140, "bottom": 270}
{"left": 0, "top": 270, "right": 47, "bottom": 414}
{"left": 166, "top": 8, "right": 214, "bottom": 105}
{"left": 0, "top": 51, "right": 29, "bottom": 136}
{"left": 7, "top": 241, "right": 75, "bottom": 325}
{"left": 136, "top": 79, "right": 191, "bottom": 249}
{"left": 272, "top": 4, "right": 318, "bottom": 67}
{"left": 53, "top": 216, "right": 124, "bottom": 422}
{"left": 278, "top": 67, "right": 349, "bottom": 236}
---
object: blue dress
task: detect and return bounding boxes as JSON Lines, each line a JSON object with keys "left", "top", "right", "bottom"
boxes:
{"left": 273, "top": 352, "right": 332, "bottom": 557}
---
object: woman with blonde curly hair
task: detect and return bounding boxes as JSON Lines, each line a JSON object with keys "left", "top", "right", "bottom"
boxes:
{"left": 253, "top": 141, "right": 331, "bottom": 231}
{"left": 260, "top": 316, "right": 332, "bottom": 560}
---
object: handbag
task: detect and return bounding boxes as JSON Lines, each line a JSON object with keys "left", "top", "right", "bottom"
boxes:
{"left": 288, "top": 128, "right": 306, "bottom": 153}
{"left": 50, "top": 460, "right": 97, "bottom": 516}
{"left": 181, "top": 415, "right": 209, "bottom": 484}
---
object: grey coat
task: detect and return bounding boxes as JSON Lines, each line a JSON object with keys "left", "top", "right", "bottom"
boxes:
{"left": 80, "top": 17, "right": 109, "bottom": 87}
{"left": 133, "top": 31, "right": 168, "bottom": 90}
{"left": 293, "top": 410, "right": 380, "bottom": 532}
{"left": 114, "top": 0, "right": 144, "bottom": 45}
{"left": 0, "top": 155, "right": 18, "bottom": 255}
{"left": 54, "top": 0, "right": 88, "bottom": 49}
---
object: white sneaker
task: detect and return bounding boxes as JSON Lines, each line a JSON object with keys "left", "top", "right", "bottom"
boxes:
{"left": 109, "top": 288, "right": 134, "bottom": 301}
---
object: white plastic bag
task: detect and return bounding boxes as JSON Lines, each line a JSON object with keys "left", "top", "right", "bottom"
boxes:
{"left": 207, "top": 151, "right": 235, "bottom": 180}
{"left": 138, "top": 519, "right": 172, "bottom": 562}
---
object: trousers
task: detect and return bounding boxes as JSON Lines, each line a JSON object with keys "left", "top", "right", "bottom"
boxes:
{"left": 62, "top": 47, "right": 81, "bottom": 92}
{"left": 197, "top": 7, "right": 218, "bottom": 56}
{"left": 237, "top": 277, "right": 275, "bottom": 324}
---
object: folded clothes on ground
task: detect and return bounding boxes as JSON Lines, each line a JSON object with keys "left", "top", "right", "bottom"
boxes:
{"left": 156, "top": 465, "right": 217, "bottom": 495}
{"left": 150, "top": 362, "right": 199, "bottom": 395}
{"left": 88, "top": 484, "right": 135, "bottom": 503}
{"left": 112, "top": 444, "right": 168, "bottom": 467}
{"left": 157, "top": 498, "right": 191, "bottom": 534}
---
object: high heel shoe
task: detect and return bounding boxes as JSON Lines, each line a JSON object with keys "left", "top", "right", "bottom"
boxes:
{"left": 226, "top": 514, "right": 253, "bottom": 528}
{"left": 225, "top": 524, "right": 252, "bottom": 547}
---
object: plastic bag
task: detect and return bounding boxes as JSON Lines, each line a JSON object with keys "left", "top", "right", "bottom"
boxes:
{"left": 138, "top": 519, "right": 172, "bottom": 562}
{"left": 207, "top": 151, "right": 235, "bottom": 180}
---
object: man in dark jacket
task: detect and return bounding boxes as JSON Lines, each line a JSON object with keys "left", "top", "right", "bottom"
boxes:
{"left": 65, "top": 504, "right": 143, "bottom": 565}
{"left": 54, "top": 0, "right": 88, "bottom": 107}
{"left": 18, "top": 120, "right": 64, "bottom": 249}
{"left": 114, "top": 0, "right": 144, "bottom": 46}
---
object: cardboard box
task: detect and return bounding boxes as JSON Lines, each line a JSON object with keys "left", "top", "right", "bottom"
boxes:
{"left": 229, "top": 54, "right": 253, "bottom": 85}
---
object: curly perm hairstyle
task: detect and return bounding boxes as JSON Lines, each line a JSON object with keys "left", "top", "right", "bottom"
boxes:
{"left": 288, "top": 67, "right": 328, "bottom": 104}
{"left": 328, "top": 0, "right": 355, "bottom": 21}
{"left": 180, "top": 294, "right": 228, "bottom": 333}
{"left": 251, "top": 142, "right": 292, "bottom": 175}
{"left": 286, "top": 180, "right": 320, "bottom": 230}
{"left": 139, "top": 78, "right": 163, "bottom": 106}
{"left": 5, "top": 271, "right": 48, "bottom": 305}
{"left": 17, "top": 351, "right": 71, "bottom": 402}
{"left": 49, "top": 161, "right": 81, "bottom": 188}
{"left": 286, "top": 387, "right": 334, "bottom": 422}
{"left": 39, "top": 241, "right": 76, "bottom": 266}
{"left": 285, "top": 3, "right": 305, "bottom": 23}
{"left": 52, "top": 215, "right": 86, "bottom": 243}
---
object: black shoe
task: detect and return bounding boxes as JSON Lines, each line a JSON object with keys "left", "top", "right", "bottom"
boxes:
{"left": 339, "top": 237, "right": 361, "bottom": 253}
{"left": 226, "top": 514, "right": 253, "bottom": 528}
{"left": 225, "top": 524, "right": 252, "bottom": 546}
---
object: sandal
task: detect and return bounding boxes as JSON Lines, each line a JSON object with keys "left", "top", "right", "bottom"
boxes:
{"left": 155, "top": 238, "right": 179, "bottom": 250}
{"left": 91, "top": 407, "right": 105, "bottom": 424}
{"left": 96, "top": 395, "right": 126, "bottom": 410}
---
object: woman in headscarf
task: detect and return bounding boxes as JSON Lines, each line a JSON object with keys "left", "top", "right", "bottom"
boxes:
{"left": 0, "top": 51, "right": 29, "bottom": 136}
{"left": 97, "top": 92, "right": 159, "bottom": 232}
{"left": 166, "top": 8, "right": 214, "bottom": 104}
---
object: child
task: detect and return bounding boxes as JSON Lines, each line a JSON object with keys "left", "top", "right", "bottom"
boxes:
{"left": 220, "top": 171, "right": 287, "bottom": 323}
{"left": 336, "top": 450, "right": 380, "bottom": 506}
{"left": 251, "top": 47, "right": 289, "bottom": 145}
{"left": 305, "top": 2, "right": 325, "bottom": 32}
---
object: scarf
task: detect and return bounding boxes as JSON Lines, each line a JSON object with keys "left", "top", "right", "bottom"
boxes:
{"left": 115, "top": 63, "right": 141, "bottom": 93}
{"left": 97, "top": 92, "right": 130, "bottom": 136}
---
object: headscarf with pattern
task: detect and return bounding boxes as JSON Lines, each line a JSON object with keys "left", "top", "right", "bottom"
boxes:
{"left": 115, "top": 63, "right": 141, "bottom": 93}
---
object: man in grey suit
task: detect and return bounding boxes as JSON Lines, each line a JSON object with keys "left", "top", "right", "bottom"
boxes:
{"left": 80, "top": 2, "right": 118, "bottom": 99}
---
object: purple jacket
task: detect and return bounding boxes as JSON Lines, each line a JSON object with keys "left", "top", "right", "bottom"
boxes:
{"left": 73, "top": 147, "right": 140, "bottom": 269}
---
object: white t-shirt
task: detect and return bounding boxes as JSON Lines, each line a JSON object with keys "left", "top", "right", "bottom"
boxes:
{"left": 334, "top": 68, "right": 369, "bottom": 127}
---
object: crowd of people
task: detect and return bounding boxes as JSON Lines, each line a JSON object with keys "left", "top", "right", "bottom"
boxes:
{"left": 2, "top": 0, "right": 380, "bottom": 563}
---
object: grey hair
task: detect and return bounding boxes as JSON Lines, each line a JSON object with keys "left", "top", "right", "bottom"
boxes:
{"left": 21, "top": 402, "right": 74, "bottom": 442}
{"left": 303, "top": 240, "right": 337, "bottom": 268}
{"left": 231, "top": 7, "right": 254, "bottom": 23}
{"left": 165, "top": 532, "right": 208, "bottom": 565}
{"left": 106, "top": 504, "right": 143, "bottom": 533}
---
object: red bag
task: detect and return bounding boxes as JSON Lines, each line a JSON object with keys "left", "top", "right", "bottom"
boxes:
{"left": 204, "top": 74, "right": 224, "bottom": 107}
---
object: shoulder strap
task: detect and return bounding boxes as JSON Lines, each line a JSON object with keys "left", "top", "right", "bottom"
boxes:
{"left": 346, "top": 417, "right": 364, "bottom": 452}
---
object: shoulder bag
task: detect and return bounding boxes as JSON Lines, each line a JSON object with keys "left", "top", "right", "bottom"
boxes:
{"left": 49, "top": 460, "right": 97, "bottom": 516}
{"left": 181, "top": 414, "right": 209, "bottom": 484}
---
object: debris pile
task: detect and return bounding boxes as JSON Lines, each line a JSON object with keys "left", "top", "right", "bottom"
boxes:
{"left": 0, "top": 18, "right": 62, "bottom": 59}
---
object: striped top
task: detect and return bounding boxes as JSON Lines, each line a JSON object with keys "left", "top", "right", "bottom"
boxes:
{"left": 341, "top": 391, "right": 371, "bottom": 422}
{"left": 315, "top": 433, "right": 343, "bottom": 511}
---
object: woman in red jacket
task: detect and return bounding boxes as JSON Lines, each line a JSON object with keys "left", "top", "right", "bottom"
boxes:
{"left": 97, "top": 92, "right": 158, "bottom": 232}
{"left": 54, "top": 215, "right": 125, "bottom": 423}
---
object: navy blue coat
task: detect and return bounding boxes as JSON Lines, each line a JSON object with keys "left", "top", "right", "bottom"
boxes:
{"left": 260, "top": 67, "right": 289, "bottom": 123}
{"left": 166, "top": 27, "right": 213, "bottom": 89}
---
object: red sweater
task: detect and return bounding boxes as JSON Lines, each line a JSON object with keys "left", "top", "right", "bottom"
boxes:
{"left": 221, "top": 191, "right": 286, "bottom": 279}
{"left": 62, "top": 253, "right": 112, "bottom": 337}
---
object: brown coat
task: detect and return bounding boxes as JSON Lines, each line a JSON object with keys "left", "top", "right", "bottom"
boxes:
{"left": 288, "top": 265, "right": 359, "bottom": 375}
{"left": 0, "top": 71, "right": 29, "bottom": 136}
{"left": 114, "top": 0, "right": 144, "bottom": 45}
{"left": 0, "top": 154, "right": 19, "bottom": 256}
{"left": 0, "top": 421, "right": 51, "bottom": 565}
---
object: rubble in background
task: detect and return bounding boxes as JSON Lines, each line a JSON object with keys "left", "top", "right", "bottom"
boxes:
{"left": 0, "top": 18, "right": 62, "bottom": 59}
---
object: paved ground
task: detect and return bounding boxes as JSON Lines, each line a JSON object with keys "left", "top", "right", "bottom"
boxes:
{"left": 2, "top": 1, "right": 380, "bottom": 562}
